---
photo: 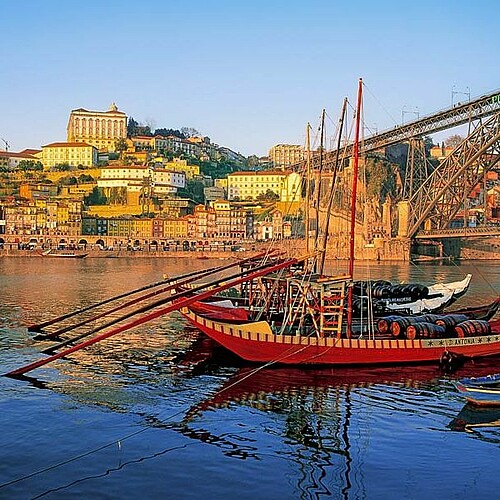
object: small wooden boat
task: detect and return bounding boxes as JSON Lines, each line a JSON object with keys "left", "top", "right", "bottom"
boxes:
{"left": 454, "top": 373, "right": 500, "bottom": 406}
{"left": 41, "top": 249, "right": 88, "bottom": 259}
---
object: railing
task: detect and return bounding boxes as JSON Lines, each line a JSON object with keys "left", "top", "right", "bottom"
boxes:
{"left": 415, "top": 225, "right": 500, "bottom": 239}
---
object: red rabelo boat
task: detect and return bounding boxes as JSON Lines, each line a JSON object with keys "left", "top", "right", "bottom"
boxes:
{"left": 180, "top": 79, "right": 500, "bottom": 366}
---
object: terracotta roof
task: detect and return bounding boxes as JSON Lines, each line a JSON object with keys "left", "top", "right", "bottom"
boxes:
{"left": 0, "top": 151, "right": 37, "bottom": 159}
{"left": 229, "top": 170, "right": 290, "bottom": 176}
{"left": 20, "top": 148, "right": 42, "bottom": 155}
{"left": 101, "top": 165, "right": 148, "bottom": 170}
{"left": 70, "top": 107, "right": 126, "bottom": 115}
{"left": 42, "top": 142, "right": 95, "bottom": 148}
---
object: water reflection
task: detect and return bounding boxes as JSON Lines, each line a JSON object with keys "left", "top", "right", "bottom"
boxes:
{"left": 3, "top": 259, "right": 500, "bottom": 499}
{"left": 178, "top": 363, "right": 447, "bottom": 498}
{"left": 449, "top": 404, "right": 500, "bottom": 433}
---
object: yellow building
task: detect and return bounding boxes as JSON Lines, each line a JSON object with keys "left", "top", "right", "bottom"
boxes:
{"left": 269, "top": 144, "right": 304, "bottom": 169}
{"left": 163, "top": 217, "right": 188, "bottom": 239}
{"left": 132, "top": 218, "right": 153, "bottom": 238}
{"left": 227, "top": 170, "right": 302, "bottom": 203}
{"left": 39, "top": 142, "right": 98, "bottom": 169}
{"left": 159, "top": 158, "right": 200, "bottom": 179}
{"left": 67, "top": 103, "right": 127, "bottom": 152}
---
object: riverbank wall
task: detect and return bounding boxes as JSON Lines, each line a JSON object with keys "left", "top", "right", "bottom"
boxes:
{"left": 2, "top": 237, "right": 499, "bottom": 260}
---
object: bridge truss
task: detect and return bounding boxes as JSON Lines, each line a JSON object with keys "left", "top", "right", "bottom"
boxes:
{"left": 296, "top": 87, "right": 500, "bottom": 239}
{"left": 406, "top": 111, "right": 500, "bottom": 238}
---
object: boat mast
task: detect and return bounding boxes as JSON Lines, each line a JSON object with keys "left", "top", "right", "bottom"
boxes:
{"left": 305, "top": 123, "right": 312, "bottom": 255}
{"left": 347, "top": 78, "right": 363, "bottom": 336}
{"left": 318, "top": 97, "right": 348, "bottom": 276}
{"left": 313, "top": 109, "right": 326, "bottom": 272}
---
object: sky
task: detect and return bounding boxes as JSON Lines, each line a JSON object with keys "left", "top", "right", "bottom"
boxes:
{"left": 1, "top": 0, "right": 499, "bottom": 157}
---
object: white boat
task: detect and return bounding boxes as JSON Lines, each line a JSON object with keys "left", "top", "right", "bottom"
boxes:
{"left": 378, "top": 274, "right": 472, "bottom": 315}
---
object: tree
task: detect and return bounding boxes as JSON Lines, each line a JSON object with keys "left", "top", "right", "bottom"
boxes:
{"left": 78, "top": 174, "right": 94, "bottom": 182}
{"left": 127, "top": 117, "right": 139, "bottom": 137}
{"left": 178, "top": 179, "right": 205, "bottom": 203}
{"left": 445, "top": 134, "right": 464, "bottom": 149}
{"left": 18, "top": 160, "right": 43, "bottom": 171}
{"left": 365, "top": 156, "right": 398, "bottom": 201}
{"left": 423, "top": 136, "right": 434, "bottom": 156}
{"left": 115, "top": 138, "right": 128, "bottom": 157}
{"left": 257, "top": 189, "right": 280, "bottom": 202}
{"left": 58, "top": 175, "right": 78, "bottom": 185}
{"left": 181, "top": 126, "right": 201, "bottom": 138}
{"left": 84, "top": 187, "right": 107, "bottom": 205}
{"left": 245, "top": 155, "right": 260, "bottom": 168}
{"left": 154, "top": 128, "right": 184, "bottom": 138}
{"left": 53, "top": 163, "right": 71, "bottom": 172}
{"left": 127, "top": 117, "right": 151, "bottom": 137}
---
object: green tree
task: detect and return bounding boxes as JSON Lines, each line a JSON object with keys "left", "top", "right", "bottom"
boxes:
{"left": 178, "top": 179, "right": 205, "bottom": 203}
{"left": 84, "top": 187, "right": 107, "bottom": 205}
{"left": 365, "top": 156, "right": 398, "bottom": 201}
{"left": 78, "top": 174, "right": 94, "bottom": 182}
{"left": 53, "top": 163, "right": 71, "bottom": 172}
{"left": 115, "top": 138, "right": 128, "bottom": 158}
{"left": 18, "top": 160, "right": 43, "bottom": 171}
{"left": 257, "top": 189, "right": 280, "bottom": 202}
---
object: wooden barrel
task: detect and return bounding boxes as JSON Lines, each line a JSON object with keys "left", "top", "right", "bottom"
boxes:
{"left": 390, "top": 316, "right": 428, "bottom": 338}
{"left": 372, "top": 284, "right": 392, "bottom": 299}
{"left": 435, "top": 314, "right": 469, "bottom": 329}
{"left": 406, "top": 322, "right": 446, "bottom": 340}
{"left": 376, "top": 315, "right": 402, "bottom": 334}
{"left": 421, "top": 314, "right": 441, "bottom": 323}
{"left": 455, "top": 319, "right": 491, "bottom": 338}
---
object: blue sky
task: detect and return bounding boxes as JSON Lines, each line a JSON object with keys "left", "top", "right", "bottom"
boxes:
{"left": 1, "top": 0, "right": 498, "bottom": 156}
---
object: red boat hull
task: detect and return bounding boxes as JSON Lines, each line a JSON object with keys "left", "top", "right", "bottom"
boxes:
{"left": 181, "top": 308, "right": 500, "bottom": 365}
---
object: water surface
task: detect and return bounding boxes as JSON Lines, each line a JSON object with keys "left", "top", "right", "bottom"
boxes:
{"left": 1, "top": 257, "right": 499, "bottom": 499}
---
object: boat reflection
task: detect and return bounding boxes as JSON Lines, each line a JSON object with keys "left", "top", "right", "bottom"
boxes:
{"left": 177, "top": 362, "right": 448, "bottom": 499}
{"left": 448, "top": 404, "right": 500, "bottom": 432}
{"left": 185, "top": 363, "right": 445, "bottom": 421}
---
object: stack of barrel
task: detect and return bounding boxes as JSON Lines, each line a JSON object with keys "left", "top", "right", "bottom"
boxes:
{"left": 352, "top": 280, "right": 430, "bottom": 315}
{"left": 376, "top": 313, "right": 491, "bottom": 340}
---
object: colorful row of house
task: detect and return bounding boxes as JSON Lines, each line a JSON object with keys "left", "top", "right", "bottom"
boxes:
{"left": 0, "top": 198, "right": 292, "bottom": 246}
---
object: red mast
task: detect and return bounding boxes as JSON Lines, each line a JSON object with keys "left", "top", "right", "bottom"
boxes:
{"left": 347, "top": 78, "right": 363, "bottom": 336}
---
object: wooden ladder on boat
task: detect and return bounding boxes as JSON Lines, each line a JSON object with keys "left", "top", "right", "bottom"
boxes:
{"left": 318, "top": 280, "right": 346, "bottom": 338}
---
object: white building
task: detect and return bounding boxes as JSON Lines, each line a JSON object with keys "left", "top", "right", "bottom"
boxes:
{"left": 98, "top": 165, "right": 185, "bottom": 197}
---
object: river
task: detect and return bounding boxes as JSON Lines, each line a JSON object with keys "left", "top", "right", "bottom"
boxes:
{"left": 0, "top": 257, "right": 499, "bottom": 499}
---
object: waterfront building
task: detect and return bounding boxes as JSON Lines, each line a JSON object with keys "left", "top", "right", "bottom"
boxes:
{"left": 162, "top": 216, "right": 189, "bottom": 240}
{"left": 133, "top": 217, "right": 153, "bottom": 238}
{"left": 67, "top": 103, "right": 127, "bottom": 152}
{"left": 227, "top": 170, "right": 302, "bottom": 203}
{"left": 211, "top": 199, "right": 231, "bottom": 239}
{"left": 2, "top": 199, "right": 82, "bottom": 239}
{"left": 269, "top": 144, "right": 304, "bottom": 169}
{"left": 39, "top": 142, "right": 98, "bottom": 169}
{"left": 193, "top": 204, "right": 216, "bottom": 240}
